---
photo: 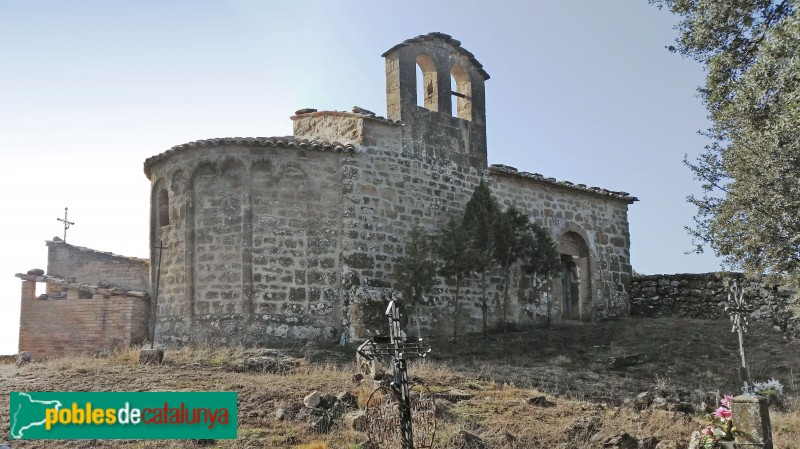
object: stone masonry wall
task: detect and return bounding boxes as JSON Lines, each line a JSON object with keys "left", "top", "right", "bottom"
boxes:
{"left": 18, "top": 280, "right": 149, "bottom": 360}
{"left": 342, "top": 141, "right": 483, "bottom": 337}
{"left": 293, "top": 112, "right": 367, "bottom": 145}
{"left": 46, "top": 240, "right": 150, "bottom": 291}
{"left": 491, "top": 170, "right": 633, "bottom": 320}
{"left": 147, "top": 140, "right": 351, "bottom": 346}
{"left": 145, "top": 125, "right": 635, "bottom": 344}
{"left": 631, "top": 273, "right": 800, "bottom": 338}
{"left": 342, "top": 133, "right": 633, "bottom": 337}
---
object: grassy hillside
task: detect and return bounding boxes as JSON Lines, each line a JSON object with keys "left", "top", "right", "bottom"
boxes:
{"left": 2, "top": 317, "right": 799, "bottom": 448}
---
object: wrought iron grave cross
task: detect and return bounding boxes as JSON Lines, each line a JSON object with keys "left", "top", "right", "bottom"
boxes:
{"left": 357, "top": 300, "right": 433, "bottom": 449}
{"left": 56, "top": 207, "right": 74, "bottom": 242}
{"left": 726, "top": 280, "right": 752, "bottom": 393}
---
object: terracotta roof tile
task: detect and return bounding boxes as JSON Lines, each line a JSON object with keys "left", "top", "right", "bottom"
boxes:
{"left": 15, "top": 273, "right": 150, "bottom": 299}
{"left": 143, "top": 136, "right": 357, "bottom": 179}
{"left": 489, "top": 164, "right": 638, "bottom": 203}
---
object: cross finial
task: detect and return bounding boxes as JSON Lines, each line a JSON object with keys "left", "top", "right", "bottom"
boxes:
{"left": 726, "top": 279, "right": 752, "bottom": 391}
{"left": 56, "top": 207, "right": 75, "bottom": 242}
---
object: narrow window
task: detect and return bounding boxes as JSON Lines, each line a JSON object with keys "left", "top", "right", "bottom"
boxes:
{"left": 159, "top": 189, "right": 170, "bottom": 227}
{"left": 451, "top": 74, "right": 458, "bottom": 116}
{"left": 416, "top": 64, "right": 425, "bottom": 108}
{"left": 415, "top": 54, "right": 438, "bottom": 112}
{"left": 450, "top": 64, "right": 472, "bottom": 121}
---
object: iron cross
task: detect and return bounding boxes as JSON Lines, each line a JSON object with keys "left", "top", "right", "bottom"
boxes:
{"left": 358, "top": 299, "right": 432, "bottom": 449}
{"left": 726, "top": 280, "right": 751, "bottom": 392}
{"left": 56, "top": 207, "right": 75, "bottom": 242}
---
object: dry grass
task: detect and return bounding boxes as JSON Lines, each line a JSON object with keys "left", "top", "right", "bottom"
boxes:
{"left": 2, "top": 317, "right": 799, "bottom": 448}
{"left": 293, "top": 442, "right": 328, "bottom": 449}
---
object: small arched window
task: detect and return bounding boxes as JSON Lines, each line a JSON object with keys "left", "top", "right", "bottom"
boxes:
{"left": 158, "top": 189, "right": 170, "bottom": 227}
{"left": 450, "top": 74, "right": 458, "bottom": 116}
{"left": 415, "top": 53, "right": 438, "bottom": 111}
{"left": 451, "top": 64, "right": 472, "bottom": 121}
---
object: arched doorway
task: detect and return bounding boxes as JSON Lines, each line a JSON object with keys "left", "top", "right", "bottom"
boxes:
{"left": 551, "top": 232, "right": 592, "bottom": 321}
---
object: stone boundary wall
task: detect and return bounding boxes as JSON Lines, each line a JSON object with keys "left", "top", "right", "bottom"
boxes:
{"left": 46, "top": 240, "right": 150, "bottom": 292}
{"left": 18, "top": 280, "right": 149, "bottom": 359}
{"left": 630, "top": 272, "right": 800, "bottom": 338}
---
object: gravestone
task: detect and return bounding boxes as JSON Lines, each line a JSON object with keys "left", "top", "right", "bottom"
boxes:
{"left": 731, "top": 395, "right": 772, "bottom": 449}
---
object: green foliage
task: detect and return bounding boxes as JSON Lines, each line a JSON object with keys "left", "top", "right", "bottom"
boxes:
{"left": 494, "top": 206, "right": 557, "bottom": 331}
{"left": 438, "top": 216, "right": 473, "bottom": 280}
{"left": 652, "top": 0, "right": 800, "bottom": 288}
{"left": 438, "top": 181, "right": 561, "bottom": 337}
{"left": 518, "top": 217, "right": 560, "bottom": 327}
{"left": 437, "top": 216, "right": 473, "bottom": 340}
{"left": 394, "top": 224, "right": 437, "bottom": 306}
{"left": 463, "top": 179, "right": 501, "bottom": 271}
{"left": 520, "top": 220, "right": 560, "bottom": 281}
{"left": 462, "top": 179, "right": 502, "bottom": 336}
{"left": 494, "top": 206, "right": 532, "bottom": 272}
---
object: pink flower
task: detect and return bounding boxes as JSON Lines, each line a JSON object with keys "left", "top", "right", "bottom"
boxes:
{"left": 720, "top": 395, "right": 733, "bottom": 408}
{"left": 714, "top": 407, "right": 732, "bottom": 420}
{"left": 703, "top": 426, "right": 715, "bottom": 436}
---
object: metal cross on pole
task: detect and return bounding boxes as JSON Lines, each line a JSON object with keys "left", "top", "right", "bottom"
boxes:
{"left": 358, "top": 300, "right": 434, "bottom": 449}
{"left": 726, "top": 279, "right": 752, "bottom": 393}
{"left": 149, "top": 240, "right": 168, "bottom": 350}
{"left": 56, "top": 207, "right": 75, "bottom": 242}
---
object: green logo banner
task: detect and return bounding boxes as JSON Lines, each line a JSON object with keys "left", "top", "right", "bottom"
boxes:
{"left": 10, "top": 392, "right": 237, "bottom": 440}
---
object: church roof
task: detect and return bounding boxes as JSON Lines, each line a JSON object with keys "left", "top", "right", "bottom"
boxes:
{"left": 382, "top": 32, "right": 490, "bottom": 81}
{"left": 15, "top": 272, "right": 150, "bottom": 299}
{"left": 489, "top": 164, "right": 638, "bottom": 203}
{"left": 46, "top": 239, "right": 149, "bottom": 264}
{"left": 143, "top": 136, "right": 357, "bottom": 179}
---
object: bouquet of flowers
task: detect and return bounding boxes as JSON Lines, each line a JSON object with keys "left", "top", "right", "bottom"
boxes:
{"left": 697, "top": 395, "right": 739, "bottom": 448}
{"left": 694, "top": 379, "right": 783, "bottom": 448}
{"left": 752, "top": 378, "right": 784, "bottom": 403}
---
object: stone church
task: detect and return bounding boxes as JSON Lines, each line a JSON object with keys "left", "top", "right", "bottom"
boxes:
{"left": 18, "top": 33, "right": 636, "bottom": 354}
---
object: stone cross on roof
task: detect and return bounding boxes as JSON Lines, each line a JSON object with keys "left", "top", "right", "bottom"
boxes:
{"left": 56, "top": 207, "right": 74, "bottom": 243}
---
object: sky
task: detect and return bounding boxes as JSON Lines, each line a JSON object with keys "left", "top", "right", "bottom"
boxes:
{"left": 0, "top": 1, "right": 722, "bottom": 354}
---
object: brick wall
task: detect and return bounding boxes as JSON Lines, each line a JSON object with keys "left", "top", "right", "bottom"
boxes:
{"left": 46, "top": 240, "right": 150, "bottom": 291}
{"left": 18, "top": 280, "right": 149, "bottom": 360}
